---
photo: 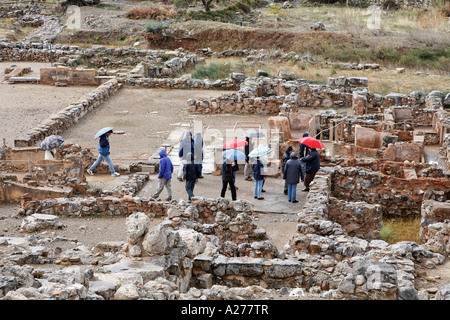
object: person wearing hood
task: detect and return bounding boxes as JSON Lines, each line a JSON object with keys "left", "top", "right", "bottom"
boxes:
{"left": 221, "top": 158, "right": 237, "bottom": 201}
{"left": 299, "top": 132, "right": 310, "bottom": 181}
{"left": 87, "top": 130, "right": 120, "bottom": 177}
{"left": 252, "top": 157, "right": 266, "bottom": 200}
{"left": 193, "top": 132, "right": 204, "bottom": 178}
{"left": 152, "top": 148, "right": 173, "bottom": 201}
{"left": 283, "top": 152, "right": 301, "bottom": 203}
{"left": 300, "top": 148, "right": 320, "bottom": 192}
{"left": 183, "top": 152, "right": 200, "bottom": 202}
{"left": 177, "top": 131, "right": 194, "bottom": 181}
{"left": 281, "top": 145, "right": 293, "bottom": 195}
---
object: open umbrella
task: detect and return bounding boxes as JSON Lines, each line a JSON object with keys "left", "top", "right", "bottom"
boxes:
{"left": 297, "top": 136, "right": 325, "bottom": 149}
{"left": 244, "top": 129, "right": 265, "bottom": 138}
{"left": 94, "top": 127, "right": 114, "bottom": 140}
{"left": 40, "top": 135, "right": 64, "bottom": 151}
{"left": 223, "top": 139, "right": 248, "bottom": 149}
{"left": 249, "top": 144, "right": 272, "bottom": 158}
{"left": 222, "top": 149, "right": 246, "bottom": 161}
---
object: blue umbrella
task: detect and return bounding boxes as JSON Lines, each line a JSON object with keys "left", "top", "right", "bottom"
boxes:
{"left": 94, "top": 127, "right": 114, "bottom": 140}
{"left": 40, "top": 135, "right": 64, "bottom": 151}
{"left": 222, "top": 149, "right": 246, "bottom": 161}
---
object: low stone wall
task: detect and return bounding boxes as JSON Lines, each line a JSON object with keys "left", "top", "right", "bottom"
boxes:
{"left": 13, "top": 79, "right": 122, "bottom": 148}
{"left": 120, "top": 76, "right": 240, "bottom": 91}
{"left": 39, "top": 67, "right": 98, "bottom": 86}
{"left": 419, "top": 200, "right": 450, "bottom": 256}
{"left": 331, "top": 166, "right": 450, "bottom": 217}
{"left": 328, "top": 197, "right": 382, "bottom": 239}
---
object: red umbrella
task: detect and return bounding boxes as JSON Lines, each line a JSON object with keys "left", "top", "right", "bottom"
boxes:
{"left": 297, "top": 136, "right": 325, "bottom": 149}
{"left": 223, "top": 139, "right": 248, "bottom": 149}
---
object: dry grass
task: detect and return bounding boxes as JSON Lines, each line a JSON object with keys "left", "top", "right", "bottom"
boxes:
{"left": 208, "top": 56, "right": 450, "bottom": 94}
{"left": 126, "top": 5, "right": 178, "bottom": 20}
{"left": 380, "top": 217, "right": 421, "bottom": 244}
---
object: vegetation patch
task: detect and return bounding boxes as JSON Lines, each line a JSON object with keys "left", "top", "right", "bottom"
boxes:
{"left": 380, "top": 217, "right": 421, "bottom": 244}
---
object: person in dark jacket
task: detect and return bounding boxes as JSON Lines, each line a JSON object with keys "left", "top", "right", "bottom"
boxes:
{"left": 231, "top": 160, "right": 239, "bottom": 190}
{"left": 281, "top": 146, "right": 293, "bottom": 195}
{"left": 252, "top": 157, "right": 265, "bottom": 200}
{"left": 299, "top": 132, "right": 310, "bottom": 182}
{"left": 244, "top": 137, "right": 253, "bottom": 181}
{"left": 221, "top": 159, "right": 237, "bottom": 201}
{"left": 152, "top": 149, "right": 173, "bottom": 201}
{"left": 87, "top": 130, "right": 120, "bottom": 177}
{"left": 183, "top": 152, "right": 200, "bottom": 202}
{"left": 177, "top": 131, "right": 195, "bottom": 181}
{"left": 193, "top": 132, "right": 204, "bottom": 178}
{"left": 300, "top": 148, "right": 320, "bottom": 192}
{"left": 283, "top": 152, "right": 301, "bottom": 203}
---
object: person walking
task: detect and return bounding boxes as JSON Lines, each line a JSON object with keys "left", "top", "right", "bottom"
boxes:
{"left": 231, "top": 160, "right": 239, "bottom": 190}
{"left": 300, "top": 148, "right": 320, "bottom": 192}
{"left": 177, "top": 131, "right": 194, "bottom": 181}
{"left": 221, "top": 159, "right": 237, "bottom": 201}
{"left": 87, "top": 129, "right": 120, "bottom": 177}
{"left": 152, "top": 149, "right": 173, "bottom": 201}
{"left": 244, "top": 137, "right": 253, "bottom": 181}
{"left": 281, "top": 146, "right": 293, "bottom": 195}
{"left": 183, "top": 152, "right": 200, "bottom": 202}
{"left": 299, "top": 132, "right": 310, "bottom": 182}
{"left": 252, "top": 157, "right": 265, "bottom": 200}
{"left": 193, "top": 132, "right": 204, "bottom": 178}
{"left": 283, "top": 152, "right": 301, "bottom": 203}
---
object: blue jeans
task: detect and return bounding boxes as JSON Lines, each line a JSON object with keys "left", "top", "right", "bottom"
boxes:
{"left": 185, "top": 179, "right": 196, "bottom": 200}
{"left": 287, "top": 183, "right": 297, "bottom": 201}
{"left": 254, "top": 179, "right": 263, "bottom": 198}
{"left": 89, "top": 154, "right": 115, "bottom": 174}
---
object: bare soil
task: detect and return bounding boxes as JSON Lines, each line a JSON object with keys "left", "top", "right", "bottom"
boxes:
{"left": 0, "top": 62, "right": 95, "bottom": 146}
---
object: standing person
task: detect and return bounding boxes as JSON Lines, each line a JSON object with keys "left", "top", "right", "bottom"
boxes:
{"left": 221, "top": 158, "right": 237, "bottom": 201}
{"left": 283, "top": 152, "right": 301, "bottom": 203}
{"left": 299, "top": 132, "right": 310, "bottom": 182}
{"left": 252, "top": 157, "right": 265, "bottom": 200}
{"left": 183, "top": 153, "right": 200, "bottom": 202}
{"left": 281, "top": 146, "right": 293, "bottom": 195}
{"left": 87, "top": 130, "right": 120, "bottom": 177}
{"left": 300, "top": 148, "right": 320, "bottom": 192}
{"left": 177, "top": 131, "right": 194, "bottom": 181}
{"left": 193, "top": 132, "right": 204, "bottom": 179}
{"left": 244, "top": 137, "right": 253, "bottom": 181}
{"left": 152, "top": 149, "right": 173, "bottom": 201}
{"left": 231, "top": 160, "right": 239, "bottom": 190}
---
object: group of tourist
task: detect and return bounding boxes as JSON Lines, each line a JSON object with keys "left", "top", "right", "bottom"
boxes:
{"left": 87, "top": 129, "right": 320, "bottom": 204}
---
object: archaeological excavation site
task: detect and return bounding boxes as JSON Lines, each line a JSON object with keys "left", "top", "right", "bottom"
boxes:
{"left": 0, "top": 0, "right": 449, "bottom": 304}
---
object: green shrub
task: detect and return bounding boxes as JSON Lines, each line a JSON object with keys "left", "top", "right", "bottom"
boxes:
{"left": 191, "top": 63, "right": 232, "bottom": 80}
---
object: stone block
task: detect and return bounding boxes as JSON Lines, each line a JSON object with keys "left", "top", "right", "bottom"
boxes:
{"left": 268, "top": 116, "right": 291, "bottom": 140}
{"left": 354, "top": 125, "right": 381, "bottom": 149}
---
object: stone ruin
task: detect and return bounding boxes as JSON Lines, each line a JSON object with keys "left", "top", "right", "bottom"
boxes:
{"left": 1, "top": 36, "right": 450, "bottom": 300}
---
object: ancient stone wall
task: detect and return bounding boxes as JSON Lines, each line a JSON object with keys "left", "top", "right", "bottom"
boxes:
{"left": 419, "top": 200, "right": 450, "bottom": 256}
{"left": 331, "top": 166, "right": 450, "bottom": 217}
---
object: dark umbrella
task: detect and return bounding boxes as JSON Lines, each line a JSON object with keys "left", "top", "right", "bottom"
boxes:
{"left": 40, "top": 135, "right": 64, "bottom": 151}
{"left": 243, "top": 129, "right": 265, "bottom": 138}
